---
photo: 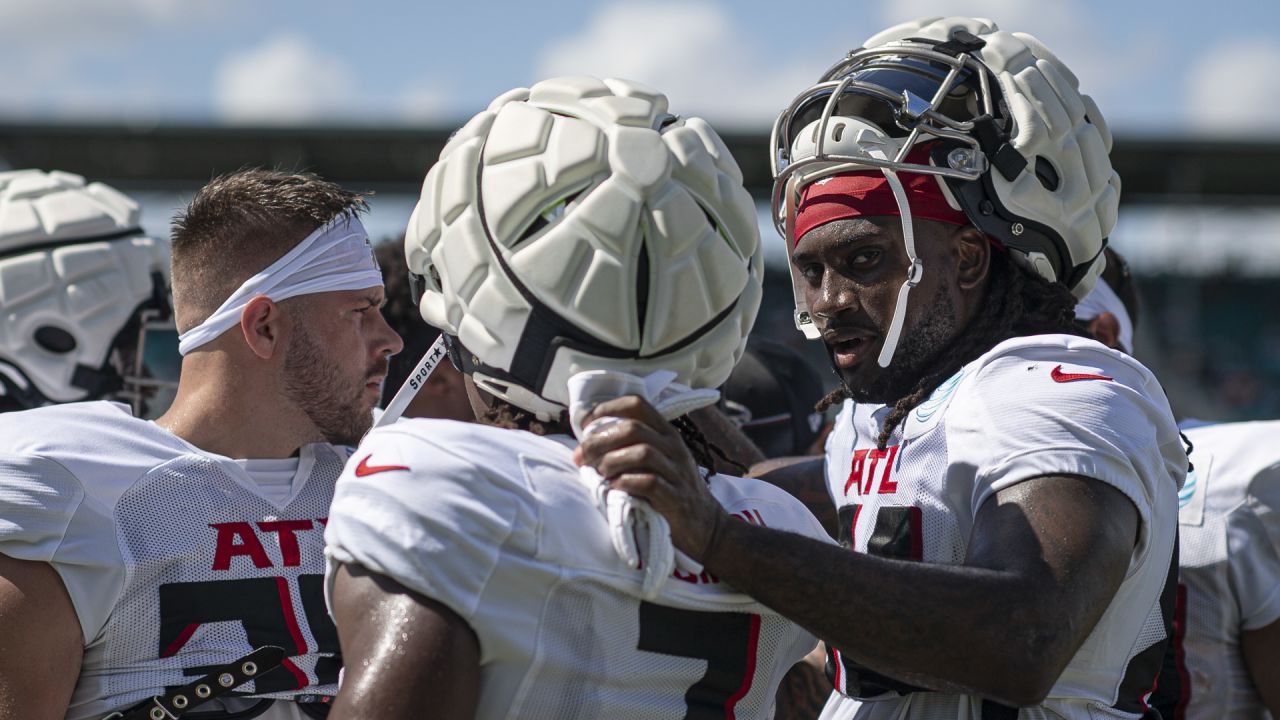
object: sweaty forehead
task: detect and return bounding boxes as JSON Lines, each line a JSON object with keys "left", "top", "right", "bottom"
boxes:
{"left": 795, "top": 217, "right": 898, "bottom": 249}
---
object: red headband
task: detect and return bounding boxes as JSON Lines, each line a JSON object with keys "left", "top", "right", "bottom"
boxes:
{"left": 793, "top": 143, "right": 970, "bottom": 242}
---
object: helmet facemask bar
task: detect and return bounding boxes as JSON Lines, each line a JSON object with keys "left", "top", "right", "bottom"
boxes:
{"left": 771, "top": 43, "right": 997, "bottom": 365}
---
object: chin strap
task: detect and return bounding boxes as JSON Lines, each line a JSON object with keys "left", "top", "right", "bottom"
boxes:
{"left": 875, "top": 168, "right": 924, "bottom": 368}
{"left": 373, "top": 335, "right": 450, "bottom": 429}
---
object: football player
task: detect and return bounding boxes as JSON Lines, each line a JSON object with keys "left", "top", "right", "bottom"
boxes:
{"left": 1160, "top": 421, "right": 1280, "bottom": 719}
{"left": 323, "top": 76, "right": 830, "bottom": 719}
{"left": 576, "top": 18, "right": 1187, "bottom": 720}
{"left": 0, "top": 170, "right": 173, "bottom": 416}
{"left": 0, "top": 169, "right": 402, "bottom": 719}
{"left": 1073, "top": 247, "right": 1138, "bottom": 355}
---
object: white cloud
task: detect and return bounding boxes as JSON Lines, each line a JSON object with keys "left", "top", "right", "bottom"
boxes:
{"left": 1186, "top": 40, "right": 1280, "bottom": 136}
{"left": 536, "top": 2, "right": 826, "bottom": 128}
{"left": 214, "top": 34, "right": 358, "bottom": 124}
{"left": 0, "top": 0, "right": 217, "bottom": 44}
{"left": 0, "top": 0, "right": 233, "bottom": 120}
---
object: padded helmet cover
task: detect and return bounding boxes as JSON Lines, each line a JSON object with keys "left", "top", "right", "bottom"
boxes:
{"left": 774, "top": 17, "right": 1120, "bottom": 304}
{"left": 0, "top": 170, "right": 170, "bottom": 406}
{"left": 406, "top": 76, "right": 763, "bottom": 419}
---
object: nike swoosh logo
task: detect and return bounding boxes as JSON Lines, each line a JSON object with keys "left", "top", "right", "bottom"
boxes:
{"left": 1050, "top": 364, "right": 1114, "bottom": 383}
{"left": 354, "top": 455, "right": 410, "bottom": 477}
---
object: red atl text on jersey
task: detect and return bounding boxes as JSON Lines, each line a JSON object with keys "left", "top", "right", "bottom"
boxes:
{"left": 844, "top": 445, "right": 901, "bottom": 497}
{"left": 209, "top": 518, "right": 328, "bottom": 570}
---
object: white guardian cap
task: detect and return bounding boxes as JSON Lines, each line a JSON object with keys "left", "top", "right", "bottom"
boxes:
{"left": 0, "top": 170, "right": 172, "bottom": 412}
{"left": 405, "top": 76, "right": 763, "bottom": 420}
{"left": 771, "top": 17, "right": 1120, "bottom": 365}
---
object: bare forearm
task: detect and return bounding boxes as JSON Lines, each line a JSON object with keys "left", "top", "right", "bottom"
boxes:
{"left": 703, "top": 520, "right": 1059, "bottom": 705}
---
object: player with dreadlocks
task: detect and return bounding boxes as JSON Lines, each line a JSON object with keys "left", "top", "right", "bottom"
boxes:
{"left": 814, "top": 240, "right": 1085, "bottom": 451}
{"left": 577, "top": 17, "right": 1186, "bottom": 720}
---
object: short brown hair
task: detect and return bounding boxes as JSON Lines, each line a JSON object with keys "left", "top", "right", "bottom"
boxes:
{"left": 170, "top": 169, "right": 369, "bottom": 332}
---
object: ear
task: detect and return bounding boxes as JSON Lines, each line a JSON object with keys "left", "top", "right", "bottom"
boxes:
{"left": 240, "top": 296, "right": 284, "bottom": 360}
{"left": 1087, "top": 313, "right": 1122, "bottom": 350}
{"left": 953, "top": 226, "right": 990, "bottom": 291}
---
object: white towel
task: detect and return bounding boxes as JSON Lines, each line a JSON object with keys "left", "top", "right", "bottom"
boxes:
{"left": 568, "top": 370, "right": 720, "bottom": 599}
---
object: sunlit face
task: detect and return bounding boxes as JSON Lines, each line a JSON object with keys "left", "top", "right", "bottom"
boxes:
{"left": 791, "top": 217, "right": 962, "bottom": 404}
{"left": 282, "top": 287, "right": 404, "bottom": 445}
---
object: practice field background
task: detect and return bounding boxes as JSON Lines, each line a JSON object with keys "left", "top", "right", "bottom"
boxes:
{"left": 2, "top": 0, "right": 1278, "bottom": 422}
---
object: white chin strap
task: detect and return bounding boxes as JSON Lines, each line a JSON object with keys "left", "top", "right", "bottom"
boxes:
{"left": 877, "top": 169, "right": 924, "bottom": 368}
{"left": 178, "top": 213, "right": 384, "bottom": 355}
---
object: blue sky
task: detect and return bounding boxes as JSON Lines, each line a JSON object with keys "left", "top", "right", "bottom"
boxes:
{"left": 3, "top": 0, "right": 1279, "bottom": 137}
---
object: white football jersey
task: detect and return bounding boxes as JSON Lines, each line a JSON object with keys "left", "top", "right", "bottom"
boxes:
{"left": 818, "top": 335, "right": 1186, "bottom": 720}
{"left": 0, "top": 402, "right": 344, "bottom": 720}
{"left": 1158, "top": 421, "right": 1280, "bottom": 720}
{"left": 324, "top": 418, "right": 831, "bottom": 720}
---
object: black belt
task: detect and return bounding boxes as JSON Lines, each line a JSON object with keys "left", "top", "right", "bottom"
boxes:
{"left": 105, "top": 646, "right": 285, "bottom": 720}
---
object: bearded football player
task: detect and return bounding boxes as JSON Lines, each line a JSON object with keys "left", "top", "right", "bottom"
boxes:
{"left": 323, "top": 76, "right": 830, "bottom": 719}
{"left": 577, "top": 17, "right": 1186, "bottom": 720}
{"left": 0, "top": 169, "right": 402, "bottom": 719}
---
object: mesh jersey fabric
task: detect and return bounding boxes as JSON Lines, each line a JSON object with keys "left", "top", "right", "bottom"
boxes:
{"left": 0, "top": 401, "right": 345, "bottom": 719}
{"left": 1166, "top": 420, "right": 1280, "bottom": 720}
{"left": 819, "top": 334, "right": 1186, "bottom": 720}
{"left": 324, "top": 418, "right": 831, "bottom": 720}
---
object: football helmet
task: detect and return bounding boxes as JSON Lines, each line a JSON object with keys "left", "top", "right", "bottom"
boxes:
{"left": 0, "top": 170, "right": 174, "bottom": 413}
{"left": 771, "top": 17, "right": 1120, "bottom": 366}
{"left": 405, "top": 76, "right": 763, "bottom": 420}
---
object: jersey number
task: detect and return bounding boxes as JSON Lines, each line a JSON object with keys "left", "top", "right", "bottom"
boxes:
{"left": 837, "top": 504, "right": 922, "bottom": 559}
{"left": 830, "top": 504, "right": 924, "bottom": 698}
{"left": 636, "top": 602, "right": 761, "bottom": 720}
{"left": 158, "top": 575, "right": 340, "bottom": 693}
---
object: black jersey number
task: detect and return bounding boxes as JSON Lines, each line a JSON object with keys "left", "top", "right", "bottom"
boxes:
{"left": 157, "top": 574, "right": 340, "bottom": 693}
{"left": 836, "top": 504, "right": 922, "bottom": 559}
{"left": 829, "top": 504, "right": 926, "bottom": 698}
{"left": 636, "top": 601, "right": 761, "bottom": 720}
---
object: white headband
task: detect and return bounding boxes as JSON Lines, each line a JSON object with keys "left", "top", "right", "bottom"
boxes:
{"left": 1074, "top": 277, "right": 1134, "bottom": 353}
{"left": 178, "top": 212, "right": 383, "bottom": 355}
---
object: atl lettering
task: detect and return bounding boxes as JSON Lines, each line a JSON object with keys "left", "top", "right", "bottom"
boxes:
{"left": 209, "top": 518, "right": 327, "bottom": 570}
{"left": 844, "top": 445, "right": 901, "bottom": 497}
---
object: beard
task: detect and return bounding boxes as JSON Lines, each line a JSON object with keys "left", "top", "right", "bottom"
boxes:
{"left": 283, "top": 324, "right": 377, "bottom": 446}
{"left": 842, "top": 283, "right": 960, "bottom": 405}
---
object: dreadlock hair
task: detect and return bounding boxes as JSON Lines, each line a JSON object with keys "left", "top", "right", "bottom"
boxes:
{"left": 481, "top": 398, "right": 746, "bottom": 477}
{"left": 671, "top": 415, "right": 748, "bottom": 477}
{"left": 480, "top": 399, "right": 568, "bottom": 437}
{"left": 818, "top": 248, "right": 1086, "bottom": 450}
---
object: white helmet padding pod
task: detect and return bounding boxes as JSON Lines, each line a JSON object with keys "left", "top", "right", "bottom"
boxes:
{"left": 406, "top": 77, "right": 763, "bottom": 421}
{"left": 770, "top": 17, "right": 1120, "bottom": 365}
{"left": 0, "top": 170, "right": 171, "bottom": 408}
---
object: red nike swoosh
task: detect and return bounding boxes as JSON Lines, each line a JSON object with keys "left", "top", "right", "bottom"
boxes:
{"left": 1050, "top": 364, "right": 1113, "bottom": 383}
{"left": 354, "top": 455, "right": 410, "bottom": 477}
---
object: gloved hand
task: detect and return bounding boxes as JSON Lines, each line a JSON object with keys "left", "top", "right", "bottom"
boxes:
{"left": 567, "top": 369, "right": 719, "bottom": 599}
